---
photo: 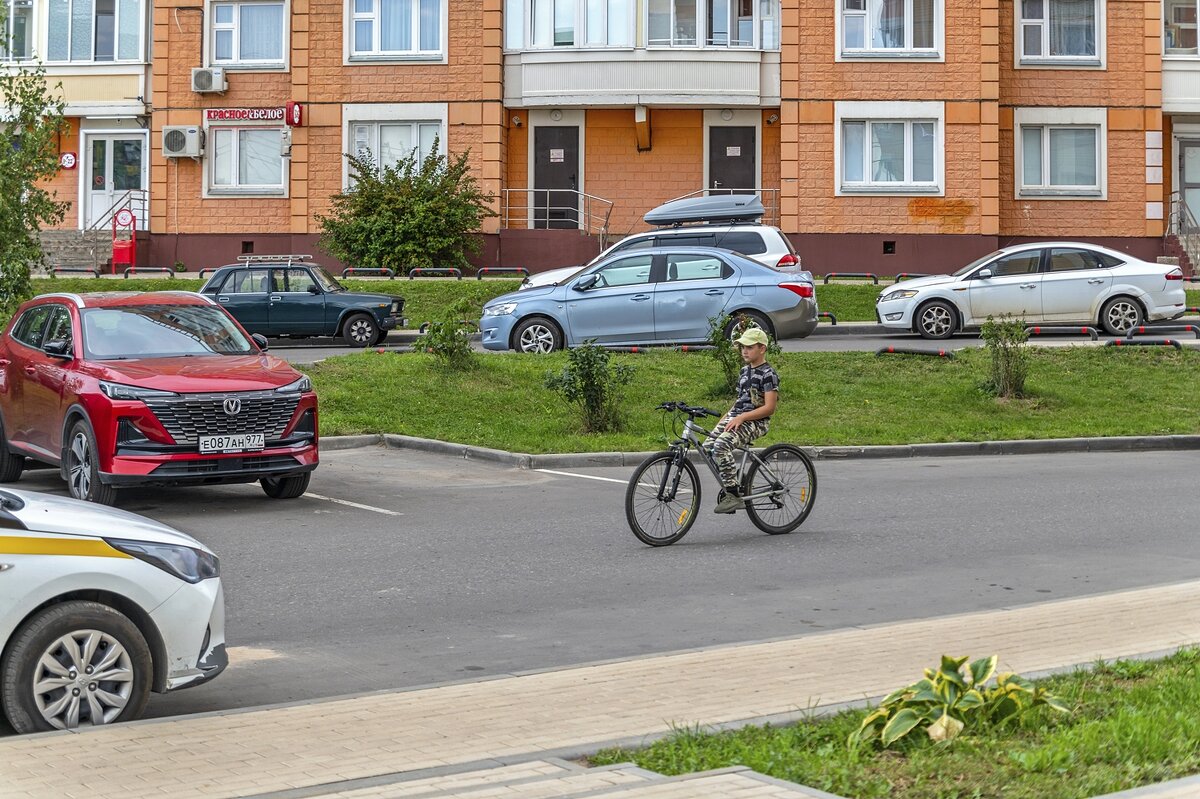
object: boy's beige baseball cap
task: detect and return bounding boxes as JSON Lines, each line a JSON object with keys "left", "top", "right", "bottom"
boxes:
{"left": 734, "top": 327, "right": 769, "bottom": 347}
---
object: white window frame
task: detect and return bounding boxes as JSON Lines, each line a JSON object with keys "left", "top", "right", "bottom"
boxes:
{"left": 835, "top": 0, "right": 943, "bottom": 61}
{"left": 1165, "top": 0, "right": 1200, "bottom": 58}
{"left": 834, "top": 101, "right": 944, "bottom": 196}
{"left": 345, "top": 0, "right": 447, "bottom": 62}
{"left": 44, "top": 0, "right": 146, "bottom": 63}
{"left": 205, "top": 0, "right": 288, "bottom": 68}
{"left": 342, "top": 102, "right": 448, "bottom": 188}
{"left": 642, "top": 0, "right": 780, "bottom": 50}
{"left": 1015, "top": 0, "right": 1105, "bottom": 69}
{"left": 1013, "top": 107, "right": 1106, "bottom": 199}
{"left": 204, "top": 124, "right": 289, "bottom": 197}
{"left": 506, "top": 0, "right": 637, "bottom": 50}
{"left": 1, "top": 0, "right": 36, "bottom": 61}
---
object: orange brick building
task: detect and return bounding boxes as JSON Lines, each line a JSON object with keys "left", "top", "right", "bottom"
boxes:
{"left": 27, "top": 0, "right": 1175, "bottom": 273}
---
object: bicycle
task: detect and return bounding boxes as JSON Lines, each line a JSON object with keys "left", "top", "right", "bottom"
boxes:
{"left": 624, "top": 401, "right": 817, "bottom": 547}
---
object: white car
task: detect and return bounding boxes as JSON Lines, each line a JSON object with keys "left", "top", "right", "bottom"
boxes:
{"left": 876, "top": 243, "right": 1188, "bottom": 339}
{"left": 520, "top": 194, "right": 803, "bottom": 291}
{"left": 0, "top": 488, "right": 225, "bottom": 733}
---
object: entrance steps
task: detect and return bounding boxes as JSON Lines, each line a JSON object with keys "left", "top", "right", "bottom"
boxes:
{"left": 307, "top": 757, "right": 836, "bottom": 799}
{"left": 37, "top": 229, "right": 114, "bottom": 273}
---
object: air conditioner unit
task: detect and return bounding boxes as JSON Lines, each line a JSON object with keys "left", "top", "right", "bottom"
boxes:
{"left": 191, "top": 67, "right": 227, "bottom": 93}
{"left": 162, "top": 126, "right": 203, "bottom": 158}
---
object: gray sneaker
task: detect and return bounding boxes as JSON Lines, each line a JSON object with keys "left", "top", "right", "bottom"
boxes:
{"left": 714, "top": 488, "right": 744, "bottom": 514}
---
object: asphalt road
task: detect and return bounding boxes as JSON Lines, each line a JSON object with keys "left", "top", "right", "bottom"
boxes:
{"left": 10, "top": 446, "right": 1199, "bottom": 726}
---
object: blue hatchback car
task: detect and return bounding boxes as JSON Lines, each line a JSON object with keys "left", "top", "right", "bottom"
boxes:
{"left": 480, "top": 247, "right": 818, "bottom": 353}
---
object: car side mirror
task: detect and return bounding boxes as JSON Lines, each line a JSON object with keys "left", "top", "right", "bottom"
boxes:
{"left": 44, "top": 339, "right": 72, "bottom": 359}
{"left": 252, "top": 333, "right": 269, "bottom": 351}
{"left": 976, "top": 268, "right": 993, "bottom": 280}
{"left": 307, "top": 285, "right": 320, "bottom": 295}
{"left": 574, "top": 274, "right": 600, "bottom": 291}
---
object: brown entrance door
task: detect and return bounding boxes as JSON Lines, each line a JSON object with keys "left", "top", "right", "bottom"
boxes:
{"left": 533, "top": 126, "right": 579, "bottom": 229}
{"left": 709, "top": 126, "right": 756, "bottom": 193}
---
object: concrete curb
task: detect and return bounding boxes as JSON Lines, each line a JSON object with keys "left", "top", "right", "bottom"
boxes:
{"left": 322, "top": 433, "right": 1200, "bottom": 467}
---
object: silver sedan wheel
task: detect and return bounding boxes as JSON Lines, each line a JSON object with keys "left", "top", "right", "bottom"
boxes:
{"left": 67, "top": 431, "right": 92, "bottom": 500}
{"left": 1104, "top": 300, "right": 1141, "bottom": 334}
{"left": 32, "top": 630, "right": 134, "bottom": 729}
{"left": 518, "top": 323, "right": 557, "bottom": 353}
{"left": 918, "top": 304, "right": 955, "bottom": 338}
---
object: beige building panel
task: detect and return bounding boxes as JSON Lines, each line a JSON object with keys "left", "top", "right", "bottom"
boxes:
{"left": 58, "top": 74, "right": 141, "bottom": 104}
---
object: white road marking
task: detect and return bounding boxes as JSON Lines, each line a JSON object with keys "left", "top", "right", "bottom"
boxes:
{"left": 306, "top": 493, "right": 404, "bottom": 516}
{"left": 535, "top": 468, "right": 629, "bottom": 485}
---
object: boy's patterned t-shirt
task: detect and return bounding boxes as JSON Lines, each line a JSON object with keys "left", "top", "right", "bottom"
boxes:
{"left": 731, "top": 362, "right": 780, "bottom": 418}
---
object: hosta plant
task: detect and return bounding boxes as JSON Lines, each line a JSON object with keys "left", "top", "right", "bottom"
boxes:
{"left": 849, "top": 654, "right": 1071, "bottom": 749}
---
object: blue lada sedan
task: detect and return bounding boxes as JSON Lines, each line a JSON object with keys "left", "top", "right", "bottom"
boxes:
{"left": 480, "top": 247, "right": 818, "bottom": 354}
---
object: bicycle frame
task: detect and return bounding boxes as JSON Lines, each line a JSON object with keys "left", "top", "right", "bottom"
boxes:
{"left": 656, "top": 416, "right": 789, "bottom": 507}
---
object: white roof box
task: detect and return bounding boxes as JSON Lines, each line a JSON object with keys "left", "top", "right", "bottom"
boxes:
{"left": 644, "top": 194, "right": 765, "bottom": 227}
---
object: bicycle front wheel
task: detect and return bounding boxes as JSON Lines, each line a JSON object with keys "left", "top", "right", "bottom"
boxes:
{"left": 743, "top": 444, "right": 817, "bottom": 535}
{"left": 625, "top": 451, "right": 701, "bottom": 547}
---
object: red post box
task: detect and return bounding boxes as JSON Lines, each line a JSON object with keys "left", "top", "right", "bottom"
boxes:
{"left": 112, "top": 209, "right": 136, "bottom": 274}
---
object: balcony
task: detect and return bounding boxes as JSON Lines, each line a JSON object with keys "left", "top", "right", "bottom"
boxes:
{"left": 503, "top": 48, "right": 780, "bottom": 108}
{"left": 1165, "top": 60, "right": 1200, "bottom": 113}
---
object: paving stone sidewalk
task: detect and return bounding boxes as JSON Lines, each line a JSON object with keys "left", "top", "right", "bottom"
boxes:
{"left": 2, "top": 580, "right": 1199, "bottom": 799}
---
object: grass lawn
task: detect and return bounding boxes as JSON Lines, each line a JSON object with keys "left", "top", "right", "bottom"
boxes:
{"left": 308, "top": 346, "right": 1200, "bottom": 451}
{"left": 29, "top": 279, "right": 1200, "bottom": 327}
{"left": 589, "top": 649, "right": 1200, "bottom": 799}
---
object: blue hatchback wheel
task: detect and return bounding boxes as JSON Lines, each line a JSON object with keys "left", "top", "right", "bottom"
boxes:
{"left": 514, "top": 317, "right": 561, "bottom": 354}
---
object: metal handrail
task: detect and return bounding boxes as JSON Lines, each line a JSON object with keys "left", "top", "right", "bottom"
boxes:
{"left": 501, "top": 188, "right": 615, "bottom": 250}
{"left": 1166, "top": 191, "right": 1200, "bottom": 276}
{"left": 85, "top": 188, "right": 148, "bottom": 233}
{"left": 665, "top": 188, "right": 781, "bottom": 228}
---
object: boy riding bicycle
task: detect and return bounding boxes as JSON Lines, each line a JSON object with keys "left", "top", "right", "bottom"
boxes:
{"left": 704, "top": 326, "right": 779, "bottom": 514}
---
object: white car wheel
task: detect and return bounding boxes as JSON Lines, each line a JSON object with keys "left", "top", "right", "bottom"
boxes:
{"left": 1100, "top": 297, "right": 1143, "bottom": 336}
{"left": 916, "top": 301, "right": 957, "bottom": 340}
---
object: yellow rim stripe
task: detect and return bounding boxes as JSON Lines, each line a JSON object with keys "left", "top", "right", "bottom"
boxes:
{"left": 0, "top": 536, "right": 133, "bottom": 559}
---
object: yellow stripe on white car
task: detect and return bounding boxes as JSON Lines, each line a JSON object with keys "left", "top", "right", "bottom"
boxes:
{"left": 0, "top": 536, "right": 132, "bottom": 559}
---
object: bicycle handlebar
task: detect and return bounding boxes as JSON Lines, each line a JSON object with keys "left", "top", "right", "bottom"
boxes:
{"left": 656, "top": 401, "right": 722, "bottom": 418}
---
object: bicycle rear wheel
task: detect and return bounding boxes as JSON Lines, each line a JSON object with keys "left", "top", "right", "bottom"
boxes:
{"left": 625, "top": 451, "right": 701, "bottom": 547}
{"left": 742, "top": 444, "right": 817, "bottom": 535}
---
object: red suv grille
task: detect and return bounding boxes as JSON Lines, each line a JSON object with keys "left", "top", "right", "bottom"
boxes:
{"left": 145, "top": 392, "right": 300, "bottom": 445}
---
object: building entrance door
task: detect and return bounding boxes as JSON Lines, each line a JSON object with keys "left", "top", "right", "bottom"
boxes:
{"left": 709, "top": 126, "right": 756, "bottom": 193}
{"left": 533, "top": 126, "right": 579, "bottom": 229}
{"left": 86, "top": 134, "right": 146, "bottom": 229}
{"left": 1181, "top": 140, "right": 1200, "bottom": 224}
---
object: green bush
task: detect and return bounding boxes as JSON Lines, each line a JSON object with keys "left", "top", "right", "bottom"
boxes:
{"left": 317, "top": 142, "right": 496, "bottom": 274}
{"left": 544, "top": 342, "right": 635, "bottom": 433}
{"left": 418, "top": 298, "right": 476, "bottom": 369}
{"left": 980, "top": 315, "right": 1031, "bottom": 399}
{"left": 850, "top": 654, "right": 1070, "bottom": 749}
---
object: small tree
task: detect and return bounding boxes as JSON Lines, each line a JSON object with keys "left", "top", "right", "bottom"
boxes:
{"left": 706, "top": 312, "right": 782, "bottom": 398}
{"left": 317, "top": 143, "right": 497, "bottom": 274}
{"left": 980, "top": 315, "right": 1030, "bottom": 399}
{"left": 545, "top": 342, "right": 635, "bottom": 433}
{"left": 0, "top": 49, "right": 68, "bottom": 321}
{"left": 418, "top": 297, "right": 476, "bottom": 370}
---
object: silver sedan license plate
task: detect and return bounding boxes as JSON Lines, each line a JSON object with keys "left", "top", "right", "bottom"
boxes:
{"left": 199, "top": 433, "right": 265, "bottom": 454}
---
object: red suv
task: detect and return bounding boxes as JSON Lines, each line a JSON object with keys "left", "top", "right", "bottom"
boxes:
{"left": 0, "top": 292, "right": 318, "bottom": 505}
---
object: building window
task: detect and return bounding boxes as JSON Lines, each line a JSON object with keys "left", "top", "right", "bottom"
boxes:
{"left": 209, "top": 127, "right": 285, "bottom": 193}
{"left": 351, "top": 0, "right": 441, "bottom": 58}
{"left": 46, "top": 0, "right": 142, "bottom": 61}
{"left": 840, "top": 119, "right": 938, "bottom": 191}
{"left": 351, "top": 121, "right": 441, "bottom": 169}
{"left": 506, "top": 0, "right": 634, "bottom": 48}
{"left": 1, "top": 0, "right": 34, "bottom": 60}
{"left": 1019, "top": 0, "right": 1100, "bottom": 63}
{"left": 1014, "top": 108, "right": 1105, "bottom": 198}
{"left": 211, "top": 1, "right": 284, "bottom": 64}
{"left": 640, "top": 0, "right": 778, "bottom": 48}
{"left": 841, "top": 0, "right": 938, "bottom": 56}
{"left": 1166, "top": 0, "right": 1199, "bottom": 55}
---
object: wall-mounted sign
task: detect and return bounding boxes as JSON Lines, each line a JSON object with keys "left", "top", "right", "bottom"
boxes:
{"left": 726, "top": 146, "right": 741, "bottom": 157}
{"left": 285, "top": 100, "right": 304, "bottom": 127}
{"left": 114, "top": 208, "right": 135, "bottom": 228}
{"left": 59, "top": 151, "right": 77, "bottom": 169}
{"left": 205, "top": 108, "right": 286, "bottom": 122}
{"left": 549, "top": 148, "right": 564, "bottom": 163}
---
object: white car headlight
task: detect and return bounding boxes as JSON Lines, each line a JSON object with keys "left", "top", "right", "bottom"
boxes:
{"left": 105, "top": 539, "right": 220, "bottom": 583}
{"left": 879, "top": 289, "right": 919, "bottom": 303}
{"left": 98, "top": 381, "right": 178, "bottom": 401}
{"left": 482, "top": 302, "right": 518, "bottom": 317}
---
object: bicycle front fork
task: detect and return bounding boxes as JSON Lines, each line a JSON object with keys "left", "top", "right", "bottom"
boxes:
{"left": 657, "top": 449, "right": 688, "bottom": 503}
